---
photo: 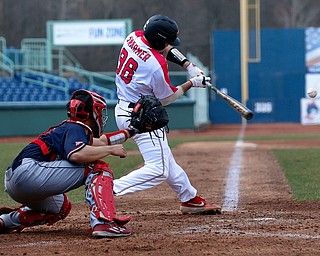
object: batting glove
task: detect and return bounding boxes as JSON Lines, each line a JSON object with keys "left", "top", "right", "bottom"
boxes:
{"left": 190, "top": 76, "right": 211, "bottom": 88}
{"left": 186, "top": 63, "right": 204, "bottom": 78}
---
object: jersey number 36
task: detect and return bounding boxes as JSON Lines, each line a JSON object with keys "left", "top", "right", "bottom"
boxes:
{"left": 116, "top": 48, "right": 138, "bottom": 84}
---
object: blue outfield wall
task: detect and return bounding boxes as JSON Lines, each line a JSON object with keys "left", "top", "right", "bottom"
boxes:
{"left": 211, "top": 28, "right": 305, "bottom": 124}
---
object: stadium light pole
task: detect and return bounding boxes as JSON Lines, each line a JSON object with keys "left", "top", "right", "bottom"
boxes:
{"left": 240, "top": 0, "right": 260, "bottom": 124}
{"left": 240, "top": 0, "right": 249, "bottom": 124}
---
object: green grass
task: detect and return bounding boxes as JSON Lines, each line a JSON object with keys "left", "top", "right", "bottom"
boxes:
{"left": 244, "top": 133, "right": 320, "bottom": 141}
{"left": 1, "top": 133, "right": 319, "bottom": 205}
{"left": 0, "top": 142, "right": 29, "bottom": 206}
{"left": 273, "top": 148, "right": 320, "bottom": 200}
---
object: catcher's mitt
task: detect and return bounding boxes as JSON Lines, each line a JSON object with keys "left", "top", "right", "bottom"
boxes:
{"left": 130, "top": 95, "right": 169, "bottom": 133}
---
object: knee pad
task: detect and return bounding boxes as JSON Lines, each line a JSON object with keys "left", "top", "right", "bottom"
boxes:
{"left": 18, "top": 193, "right": 72, "bottom": 230}
{"left": 46, "top": 193, "right": 72, "bottom": 225}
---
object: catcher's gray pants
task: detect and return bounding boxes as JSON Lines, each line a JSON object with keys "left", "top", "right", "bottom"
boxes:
{"left": 2, "top": 158, "right": 107, "bottom": 230}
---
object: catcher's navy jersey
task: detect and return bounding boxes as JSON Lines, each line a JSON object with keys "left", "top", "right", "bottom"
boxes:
{"left": 11, "top": 121, "right": 91, "bottom": 167}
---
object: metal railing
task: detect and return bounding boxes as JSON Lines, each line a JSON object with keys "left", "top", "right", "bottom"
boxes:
{"left": 60, "top": 65, "right": 115, "bottom": 84}
{"left": 0, "top": 52, "right": 14, "bottom": 77}
{"left": 21, "top": 69, "right": 69, "bottom": 97}
{"left": 21, "top": 38, "right": 48, "bottom": 71}
{"left": 60, "top": 65, "right": 116, "bottom": 99}
{"left": 0, "top": 37, "right": 14, "bottom": 77}
{"left": 54, "top": 46, "right": 83, "bottom": 71}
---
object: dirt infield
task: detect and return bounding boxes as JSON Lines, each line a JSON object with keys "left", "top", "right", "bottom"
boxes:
{"left": 1, "top": 123, "right": 320, "bottom": 255}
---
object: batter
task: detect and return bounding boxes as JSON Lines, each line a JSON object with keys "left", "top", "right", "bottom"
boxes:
{"left": 113, "top": 14, "right": 222, "bottom": 214}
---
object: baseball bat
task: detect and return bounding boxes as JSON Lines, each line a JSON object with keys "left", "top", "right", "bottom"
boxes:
{"left": 209, "top": 84, "right": 253, "bottom": 120}
{"left": 166, "top": 47, "right": 253, "bottom": 120}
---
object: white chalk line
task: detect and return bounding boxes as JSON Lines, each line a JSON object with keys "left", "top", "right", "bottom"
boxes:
{"left": 178, "top": 224, "right": 320, "bottom": 239}
{"left": 222, "top": 123, "right": 247, "bottom": 212}
{"left": 0, "top": 238, "right": 91, "bottom": 249}
{"left": 169, "top": 215, "right": 320, "bottom": 239}
{"left": 1, "top": 215, "right": 318, "bottom": 248}
{"left": 13, "top": 241, "right": 61, "bottom": 247}
{"left": 0, "top": 240, "right": 61, "bottom": 248}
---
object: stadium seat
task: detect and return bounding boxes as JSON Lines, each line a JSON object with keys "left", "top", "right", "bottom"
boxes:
{"left": 0, "top": 74, "right": 116, "bottom": 102}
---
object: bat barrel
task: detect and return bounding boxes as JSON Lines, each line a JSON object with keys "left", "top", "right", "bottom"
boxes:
{"left": 209, "top": 85, "right": 254, "bottom": 120}
{"left": 244, "top": 111, "right": 253, "bottom": 120}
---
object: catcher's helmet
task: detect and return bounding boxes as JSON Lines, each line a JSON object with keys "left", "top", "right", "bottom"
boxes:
{"left": 143, "top": 14, "right": 180, "bottom": 50}
{"left": 67, "top": 89, "right": 108, "bottom": 137}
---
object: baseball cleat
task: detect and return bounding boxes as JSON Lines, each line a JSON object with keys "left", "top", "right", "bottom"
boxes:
{"left": 180, "top": 195, "right": 222, "bottom": 215}
{"left": 0, "top": 206, "right": 19, "bottom": 233}
{"left": 113, "top": 216, "right": 131, "bottom": 225}
{"left": 0, "top": 218, "right": 5, "bottom": 233}
{"left": 92, "top": 222, "right": 132, "bottom": 238}
{"left": 0, "top": 216, "right": 17, "bottom": 234}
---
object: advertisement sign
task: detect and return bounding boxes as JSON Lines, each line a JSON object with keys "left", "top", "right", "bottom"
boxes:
{"left": 301, "top": 98, "right": 320, "bottom": 125}
{"left": 49, "top": 19, "right": 132, "bottom": 46}
{"left": 303, "top": 28, "right": 320, "bottom": 124}
{"left": 305, "top": 74, "right": 320, "bottom": 98}
{"left": 306, "top": 28, "right": 320, "bottom": 73}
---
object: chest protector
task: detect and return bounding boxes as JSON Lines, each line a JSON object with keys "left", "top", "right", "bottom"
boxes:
{"left": 32, "top": 120, "right": 93, "bottom": 161}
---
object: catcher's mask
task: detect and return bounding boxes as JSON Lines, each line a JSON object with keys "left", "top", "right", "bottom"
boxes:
{"left": 143, "top": 14, "right": 180, "bottom": 50}
{"left": 67, "top": 89, "right": 108, "bottom": 137}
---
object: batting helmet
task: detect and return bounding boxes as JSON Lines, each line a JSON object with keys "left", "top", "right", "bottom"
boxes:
{"left": 67, "top": 90, "right": 108, "bottom": 137}
{"left": 143, "top": 14, "right": 180, "bottom": 50}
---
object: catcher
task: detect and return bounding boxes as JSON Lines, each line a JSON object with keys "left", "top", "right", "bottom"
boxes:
{"left": 0, "top": 89, "right": 151, "bottom": 237}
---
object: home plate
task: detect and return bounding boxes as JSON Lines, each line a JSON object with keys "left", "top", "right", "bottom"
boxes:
{"left": 235, "top": 142, "right": 257, "bottom": 148}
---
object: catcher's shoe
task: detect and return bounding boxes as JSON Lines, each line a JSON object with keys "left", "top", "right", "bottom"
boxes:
{"left": 92, "top": 222, "right": 132, "bottom": 238}
{"left": 113, "top": 216, "right": 131, "bottom": 225}
{"left": 180, "top": 195, "right": 222, "bottom": 215}
{"left": 0, "top": 206, "right": 20, "bottom": 233}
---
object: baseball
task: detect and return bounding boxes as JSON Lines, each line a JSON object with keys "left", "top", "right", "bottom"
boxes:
{"left": 307, "top": 88, "right": 317, "bottom": 98}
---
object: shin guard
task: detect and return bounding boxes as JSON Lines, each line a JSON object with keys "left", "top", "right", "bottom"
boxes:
{"left": 90, "top": 167, "right": 116, "bottom": 222}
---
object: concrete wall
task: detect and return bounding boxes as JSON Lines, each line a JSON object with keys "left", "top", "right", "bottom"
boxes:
{"left": 0, "top": 100, "right": 195, "bottom": 137}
